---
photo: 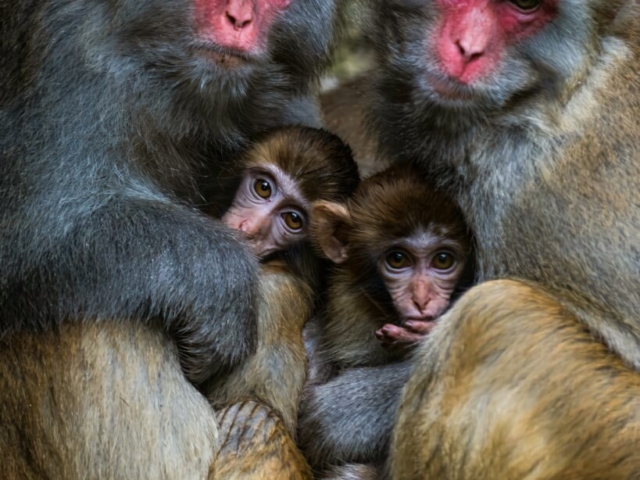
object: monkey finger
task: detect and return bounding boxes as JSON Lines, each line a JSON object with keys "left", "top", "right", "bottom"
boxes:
{"left": 376, "top": 324, "right": 425, "bottom": 344}
{"left": 404, "top": 320, "right": 437, "bottom": 335}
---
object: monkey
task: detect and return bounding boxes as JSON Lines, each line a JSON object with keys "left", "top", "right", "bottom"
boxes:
{"left": 0, "top": 0, "right": 346, "bottom": 477}
{"left": 297, "top": 164, "right": 473, "bottom": 476}
{"left": 391, "top": 279, "right": 640, "bottom": 479}
{"left": 322, "top": 0, "right": 640, "bottom": 477}
{"left": 207, "top": 126, "right": 360, "bottom": 436}
{"left": 211, "top": 126, "right": 361, "bottom": 261}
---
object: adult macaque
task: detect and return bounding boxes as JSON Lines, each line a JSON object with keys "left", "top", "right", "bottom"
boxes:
{"left": 298, "top": 164, "right": 472, "bottom": 475}
{"left": 208, "top": 126, "right": 360, "bottom": 435}
{"left": 0, "top": 0, "right": 344, "bottom": 477}
{"left": 323, "top": 0, "right": 640, "bottom": 477}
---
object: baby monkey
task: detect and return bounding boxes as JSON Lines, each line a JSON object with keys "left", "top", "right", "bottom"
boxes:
{"left": 297, "top": 164, "right": 474, "bottom": 475}
{"left": 219, "top": 126, "right": 360, "bottom": 261}
{"left": 312, "top": 163, "right": 473, "bottom": 366}
{"left": 206, "top": 126, "right": 360, "bottom": 437}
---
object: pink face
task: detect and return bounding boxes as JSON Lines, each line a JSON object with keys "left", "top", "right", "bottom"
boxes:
{"left": 432, "top": 0, "right": 558, "bottom": 84}
{"left": 195, "top": 0, "right": 293, "bottom": 53}
{"left": 377, "top": 230, "right": 467, "bottom": 323}
{"left": 222, "top": 165, "right": 308, "bottom": 258}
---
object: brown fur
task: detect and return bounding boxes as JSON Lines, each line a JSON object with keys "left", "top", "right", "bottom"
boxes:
{"left": 316, "top": 164, "right": 472, "bottom": 369}
{"left": 208, "top": 261, "right": 314, "bottom": 435}
{"left": 0, "top": 264, "right": 315, "bottom": 479}
{"left": 208, "top": 126, "right": 360, "bottom": 218}
{"left": 321, "top": 78, "right": 389, "bottom": 177}
{"left": 0, "top": 322, "right": 220, "bottom": 479}
{"left": 391, "top": 279, "right": 640, "bottom": 480}
{"left": 212, "top": 401, "right": 313, "bottom": 480}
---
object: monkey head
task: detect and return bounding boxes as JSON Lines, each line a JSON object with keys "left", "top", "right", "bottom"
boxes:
{"left": 222, "top": 127, "right": 360, "bottom": 258}
{"left": 102, "top": 0, "right": 339, "bottom": 110}
{"left": 313, "top": 164, "right": 472, "bottom": 325}
{"left": 369, "top": 0, "right": 619, "bottom": 125}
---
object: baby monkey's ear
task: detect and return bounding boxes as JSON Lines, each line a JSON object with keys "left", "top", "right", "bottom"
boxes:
{"left": 311, "top": 201, "right": 351, "bottom": 264}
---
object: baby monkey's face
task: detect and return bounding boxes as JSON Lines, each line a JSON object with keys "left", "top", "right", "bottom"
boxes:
{"left": 222, "top": 165, "right": 308, "bottom": 258}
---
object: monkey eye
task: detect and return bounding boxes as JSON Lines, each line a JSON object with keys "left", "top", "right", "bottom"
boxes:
{"left": 253, "top": 178, "right": 272, "bottom": 199}
{"left": 508, "top": 0, "right": 541, "bottom": 11}
{"left": 432, "top": 252, "right": 456, "bottom": 271}
{"left": 283, "top": 211, "right": 304, "bottom": 232}
{"left": 386, "top": 251, "right": 412, "bottom": 270}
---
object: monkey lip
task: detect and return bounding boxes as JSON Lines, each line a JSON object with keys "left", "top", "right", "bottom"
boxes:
{"left": 425, "top": 74, "right": 477, "bottom": 102}
{"left": 192, "top": 44, "right": 251, "bottom": 68}
{"left": 404, "top": 317, "right": 436, "bottom": 323}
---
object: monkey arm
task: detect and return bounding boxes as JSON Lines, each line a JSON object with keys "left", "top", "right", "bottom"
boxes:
{"left": 297, "top": 361, "right": 412, "bottom": 468}
{"left": 1, "top": 196, "right": 258, "bottom": 390}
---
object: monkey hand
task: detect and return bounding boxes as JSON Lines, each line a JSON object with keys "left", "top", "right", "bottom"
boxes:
{"left": 375, "top": 320, "right": 436, "bottom": 346}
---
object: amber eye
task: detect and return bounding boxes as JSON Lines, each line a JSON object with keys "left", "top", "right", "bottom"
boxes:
{"left": 283, "top": 212, "right": 304, "bottom": 231}
{"left": 386, "top": 251, "right": 411, "bottom": 270}
{"left": 432, "top": 252, "right": 455, "bottom": 270}
{"left": 508, "top": 0, "right": 540, "bottom": 11}
{"left": 253, "top": 178, "right": 272, "bottom": 199}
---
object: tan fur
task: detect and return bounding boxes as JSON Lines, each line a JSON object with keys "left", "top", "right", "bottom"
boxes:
{"left": 391, "top": 280, "right": 640, "bottom": 480}
{"left": 0, "top": 264, "right": 314, "bottom": 479}
{"left": 208, "top": 262, "right": 313, "bottom": 435}
{"left": 212, "top": 401, "right": 312, "bottom": 480}
{"left": 0, "top": 322, "right": 220, "bottom": 479}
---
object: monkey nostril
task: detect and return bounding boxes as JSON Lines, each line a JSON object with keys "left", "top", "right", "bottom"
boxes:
{"left": 225, "top": 11, "right": 253, "bottom": 30}
{"left": 456, "top": 40, "right": 484, "bottom": 63}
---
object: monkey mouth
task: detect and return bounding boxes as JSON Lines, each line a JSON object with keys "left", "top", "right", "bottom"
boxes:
{"left": 404, "top": 316, "right": 436, "bottom": 323}
{"left": 192, "top": 43, "right": 252, "bottom": 68}
{"left": 424, "top": 73, "right": 478, "bottom": 103}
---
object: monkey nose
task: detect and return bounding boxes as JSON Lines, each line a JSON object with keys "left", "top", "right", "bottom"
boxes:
{"left": 413, "top": 298, "right": 430, "bottom": 313}
{"left": 225, "top": 0, "right": 254, "bottom": 31}
{"left": 238, "top": 219, "right": 258, "bottom": 239}
{"left": 455, "top": 38, "right": 485, "bottom": 63}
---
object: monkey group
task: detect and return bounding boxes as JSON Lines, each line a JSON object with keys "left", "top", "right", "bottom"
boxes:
{"left": 2, "top": 0, "right": 640, "bottom": 478}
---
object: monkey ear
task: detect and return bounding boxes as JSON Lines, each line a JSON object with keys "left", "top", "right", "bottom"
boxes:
{"left": 311, "top": 201, "right": 351, "bottom": 264}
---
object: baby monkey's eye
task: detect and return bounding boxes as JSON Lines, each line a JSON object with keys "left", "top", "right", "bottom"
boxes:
{"left": 253, "top": 179, "right": 272, "bottom": 199}
{"left": 283, "top": 211, "right": 304, "bottom": 231}
{"left": 432, "top": 252, "right": 455, "bottom": 270}
{"left": 508, "top": 0, "right": 540, "bottom": 11}
{"left": 386, "top": 251, "right": 412, "bottom": 270}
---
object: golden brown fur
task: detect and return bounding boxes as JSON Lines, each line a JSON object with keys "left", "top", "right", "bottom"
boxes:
{"left": 208, "top": 261, "right": 313, "bottom": 435}
{"left": 213, "top": 401, "right": 312, "bottom": 480}
{"left": 391, "top": 279, "right": 640, "bottom": 480}
{"left": 0, "top": 264, "right": 314, "bottom": 479}
{"left": 0, "top": 322, "right": 220, "bottom": 479}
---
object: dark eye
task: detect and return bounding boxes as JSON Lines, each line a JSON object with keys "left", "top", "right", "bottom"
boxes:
{"left": 432, "top": 252, "right": 455, "bottom": 270}
{"left": 253, "top": 179, "right": 272, "bottom": 199}
{"left": 386, "top": 251, "right": 412, "bottom": 270}
{"left": 508, "top": 0, "right": 540, "bottom": 11}
{"left": 283, "top": 211, "right": 304, "bottom": 231}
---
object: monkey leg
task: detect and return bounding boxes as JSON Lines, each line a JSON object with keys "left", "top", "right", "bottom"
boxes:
{"left": 390, "top": 279, "right": 640, "bottom": 480}
{"left": 0, "top": 322, "right": 220, "bottom": 480}
{"left": 212, "top": 401, "right": 313, "bottom": 480}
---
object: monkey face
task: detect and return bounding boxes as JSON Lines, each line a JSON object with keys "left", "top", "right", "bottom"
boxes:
{"left": 222, "top": 166, "right": 308, "bottom": 258}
